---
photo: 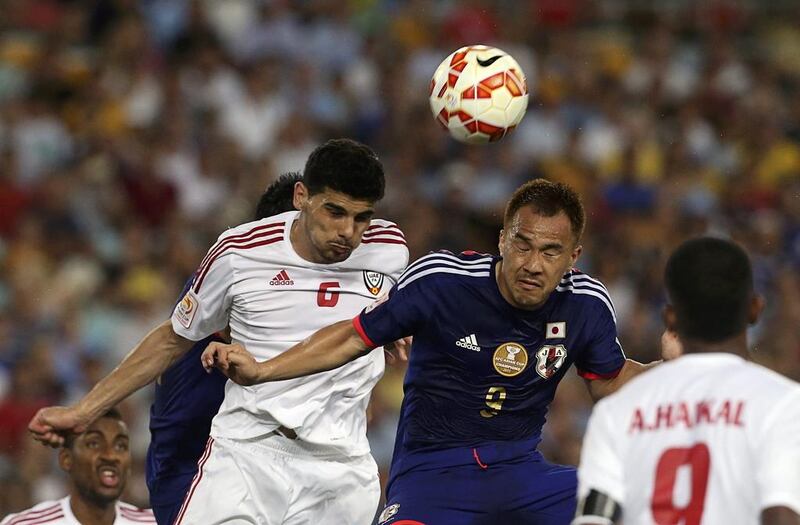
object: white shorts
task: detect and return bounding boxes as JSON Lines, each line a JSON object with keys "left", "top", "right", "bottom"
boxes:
{"left": 174, "top": 435, "right": 380, "bottom": 525}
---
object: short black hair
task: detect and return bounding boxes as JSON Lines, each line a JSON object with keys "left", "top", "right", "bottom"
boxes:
{"left": 303, "top": 138, "right": 385, "bottom": 201}
{"left": 64, "top": 408, "right": 124, "bottom": 450}
{"left": 665, "top": 237, "right": 753, "bottom": 343}
{"left": 254, "top": 172, "right": 302, "bottom": 220}
{"left": 504, "top": 179, "right": 586, "bottom": 241}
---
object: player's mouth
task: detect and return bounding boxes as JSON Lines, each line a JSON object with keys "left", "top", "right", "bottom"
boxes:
{"left": 97, "top": 466, "right": 121, "bottom": 488}
{"left": 517, "top": 278, "right": 543, "bottom": 291}
{"left": 329, "top": 242, "right": 352, "bottom": 256}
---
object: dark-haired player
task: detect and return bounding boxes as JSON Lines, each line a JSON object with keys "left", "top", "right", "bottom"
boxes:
{"left": 3, "top": 409, "right": 155, "bottom": 524}
{"left": 30, "top": 140, "right": 409, "bottom": 524}
{"left": 146, "top": 171, "right": 302, "bottom": 524}
{"left": 203, "top": 179, "right": 660, "bottom": 524}
{"left": 574, "top": 237, "right": 800, "bottom": 525}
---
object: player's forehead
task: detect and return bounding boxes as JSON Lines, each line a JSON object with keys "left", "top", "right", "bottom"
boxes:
{"left": 509, "top": 206, "right": 574, "bottom": 245}
{"left": 312, "top": 187, "right": 375, "bottom": 215}
{"left": 81, "top": 417, "right": 129, "bottom": 442}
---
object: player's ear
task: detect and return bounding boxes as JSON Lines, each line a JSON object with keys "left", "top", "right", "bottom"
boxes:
{"left": 58, "top": 447, "right": 73, "bottom": 473}
{"left": 293, "top": 181, "right": 309, "bottom": 210}
{"left": 570, "top": 243, "right": 582, "bottom": 264}
{"left": 498, "top": 228, "right": 506, "bottom": 253}
{"left": 662, "top": 304, "right": 677, "bottom": 332}
{"left": 749, "top": 294, "right": 765, "bottom": 325}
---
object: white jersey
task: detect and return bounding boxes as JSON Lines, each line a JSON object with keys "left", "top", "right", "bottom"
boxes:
{"left": 171, "top": 211, "right": 408, "bottom": 456}
{"left": 1, "top": 497, "right": 154, "bottom": 525}
{"left": 577, "top": 353, "right": 800, "bottom": 525}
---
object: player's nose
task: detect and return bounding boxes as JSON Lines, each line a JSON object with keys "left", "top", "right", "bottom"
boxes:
{"left": 339, "top": 218, "right": 356, "bottom": 240}
{"left": 521, "top": 251, "right": 544, "bottom": 273}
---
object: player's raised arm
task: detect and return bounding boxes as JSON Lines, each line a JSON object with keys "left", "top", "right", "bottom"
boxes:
{"left": 32, "top": 225, "right": 238, "bottom": 447}
{"left": 202, "top": 318, "right": 372, "bottom": 385}
{"left": 29, "top": 320, "right": 195, "bottom": 447}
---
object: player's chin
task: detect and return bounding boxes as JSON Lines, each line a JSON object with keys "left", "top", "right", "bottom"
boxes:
{"left": 324, "top": 245, "right": 353, "bottom": 262}
{"left": 92, "top": 484, "right": 125, "bottom": 502}
{"left": 512, "top": 288, "right": 546, "bottom": 308}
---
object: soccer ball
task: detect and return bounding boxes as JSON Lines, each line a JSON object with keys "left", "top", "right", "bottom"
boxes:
{"left": 429, "top": 45, "right": 529, "bottom": 144}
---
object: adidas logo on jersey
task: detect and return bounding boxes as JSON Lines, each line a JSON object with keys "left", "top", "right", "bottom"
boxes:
{"left": 270, "top": 269, "right": 294, "bottom": 286}
{"left": 456, "top": 334, "right": 481, "bottom": 351}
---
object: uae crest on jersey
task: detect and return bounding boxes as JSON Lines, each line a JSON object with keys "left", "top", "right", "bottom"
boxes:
{"left": 535, "top": 345, "right": 567, "bottom": 379}
{"left": 363, "top": 271, "right": 384, "bottom": 296}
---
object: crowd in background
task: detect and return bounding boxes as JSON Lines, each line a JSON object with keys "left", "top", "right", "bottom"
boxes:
{"left": 1, "top": 0, "right": 800, "bottom": 516}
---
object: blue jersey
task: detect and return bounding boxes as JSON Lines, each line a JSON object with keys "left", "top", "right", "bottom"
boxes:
{"left": 355, "top": 251, "right": 625, "bottom": 479}
{"left": 146, "top": 279, "right": 227, "bottom": 510}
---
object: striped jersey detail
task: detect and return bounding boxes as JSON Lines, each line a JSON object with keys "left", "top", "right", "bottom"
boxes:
{"left": 118, "top": 504, "right": 156, "bottom": 523}
{"left": 362, "top": 223, "right": 406, "bottom": 245}
{"left": 174, "top": 437, "right": 214, "bottom": 525}
{"left": 192, "top": 224, "right": 284, "bottom": 293}
{"left": 397, "top": 253, "right": 492, "bottom": 290}
{"left": 6, "top": 503, "right": 64, "bottom": 525}
{"left": 555, "top": 271, "right": 617, "bottom": 323}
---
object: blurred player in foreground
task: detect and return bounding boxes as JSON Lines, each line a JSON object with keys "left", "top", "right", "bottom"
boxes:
{"left": 30, "top": 139, "right": 409, "bottom": 525}
{"left": 203, "top": 179, "right": 661, "bottom": 524}
{"left": 146, "top": 172, "right": 301, "bottom": 524}
{"left": 3, "top": 409, "right": 154, "bottom": 525}
{"left": 573, "top": 237, "right": 800, "bottom": 525}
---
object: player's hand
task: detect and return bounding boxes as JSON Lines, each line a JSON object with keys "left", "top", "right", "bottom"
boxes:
{"left": 384, "top": 336, "right": 412, "bottom": 364}
{"left": 661, "top": 329, "right": 682, "bottom": 361}
{"left": 29, "top": 406, "right": 90, "bottom": 448}
{"left": 202, "top": 342, "right": 262, "bottom": 386}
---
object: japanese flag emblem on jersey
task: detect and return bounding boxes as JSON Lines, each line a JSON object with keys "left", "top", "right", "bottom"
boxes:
{"left": 535, "top": 344, "right": 567, "bottom": 379}
{"left": 174, "top": 291, "right": 198, "bottom": 328}
{"left": 363, "top": 271, "right": 385, "bottom": 296}
{"left": 545, "top": 321, "right": 566, "bottom": 339}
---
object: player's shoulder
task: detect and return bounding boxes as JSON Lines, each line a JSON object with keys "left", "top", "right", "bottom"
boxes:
{"left": 116, "top": 501, "right": 156, "bottom": 523}
{"left": 361, "top": 219, "right": 406, "bottom": 249}
{"left": 353, "top": 219, "right": 409, "bottom": 276}
{"left": 213, "top": 211, "right": 295, "bottom": 242}
{"left": 395, "top": 250, "right": 495, "bottom": 291}
{"left": 1, "top": 498, "right": 67, "bottom": 524}
{"left": 554, "top": 268, "right": 616, "bottom": 320}
{"left": 735, "top": 359, "right": 800, "bottom": 400}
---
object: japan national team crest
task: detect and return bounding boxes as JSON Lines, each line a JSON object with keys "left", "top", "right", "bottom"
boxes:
{"left": 492, "top": 343, "right": 528, "bottom": 377}
{"left": 535, "top": 345, "right": 567, "bottom": 379}
{"left": 363, "top": 270, "right": 385, "bottom": 296}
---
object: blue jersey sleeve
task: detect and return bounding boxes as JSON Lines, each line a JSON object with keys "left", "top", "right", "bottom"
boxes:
{"left": 354, "top": 276, "right": 428, "bottom": 348}
{"left": 574, "top": 301, "right": 626, "bottom": 380}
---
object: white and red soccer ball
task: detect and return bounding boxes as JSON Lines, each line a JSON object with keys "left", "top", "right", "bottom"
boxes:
{"left": 429, "top": 45, "right": 529, "bottom": 144}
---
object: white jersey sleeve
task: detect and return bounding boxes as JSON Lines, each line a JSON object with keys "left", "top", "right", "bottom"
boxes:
{"left": 171, "top": 234, "right": 236, "bottom": 341}
{"left": 577, "top": 398, "right": 626, "bottom": 505}
{"left": 756, "top": 389, "right": 800, "bottom": 514}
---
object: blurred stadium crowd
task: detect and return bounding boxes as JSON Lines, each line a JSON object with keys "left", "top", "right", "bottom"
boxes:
{"left": 2, "top": 0, "right": 800, "bottom": 515}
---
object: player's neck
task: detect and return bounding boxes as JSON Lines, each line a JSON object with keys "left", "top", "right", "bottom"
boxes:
{"left": 679, "top": 332, "right": 750, "bottom": 360}
{"left": 290, "top": 214, "right": 325, "bottom": 264}
{"left": 68, "top": 493, "right": 116, "bottom": 525}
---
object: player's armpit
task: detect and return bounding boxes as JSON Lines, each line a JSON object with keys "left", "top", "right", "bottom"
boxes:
{"left": 762, "top": 506, "right": 800, "bottom": 525}
{"left": 571, "top": 489, "right": 622, "bottom": 525}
